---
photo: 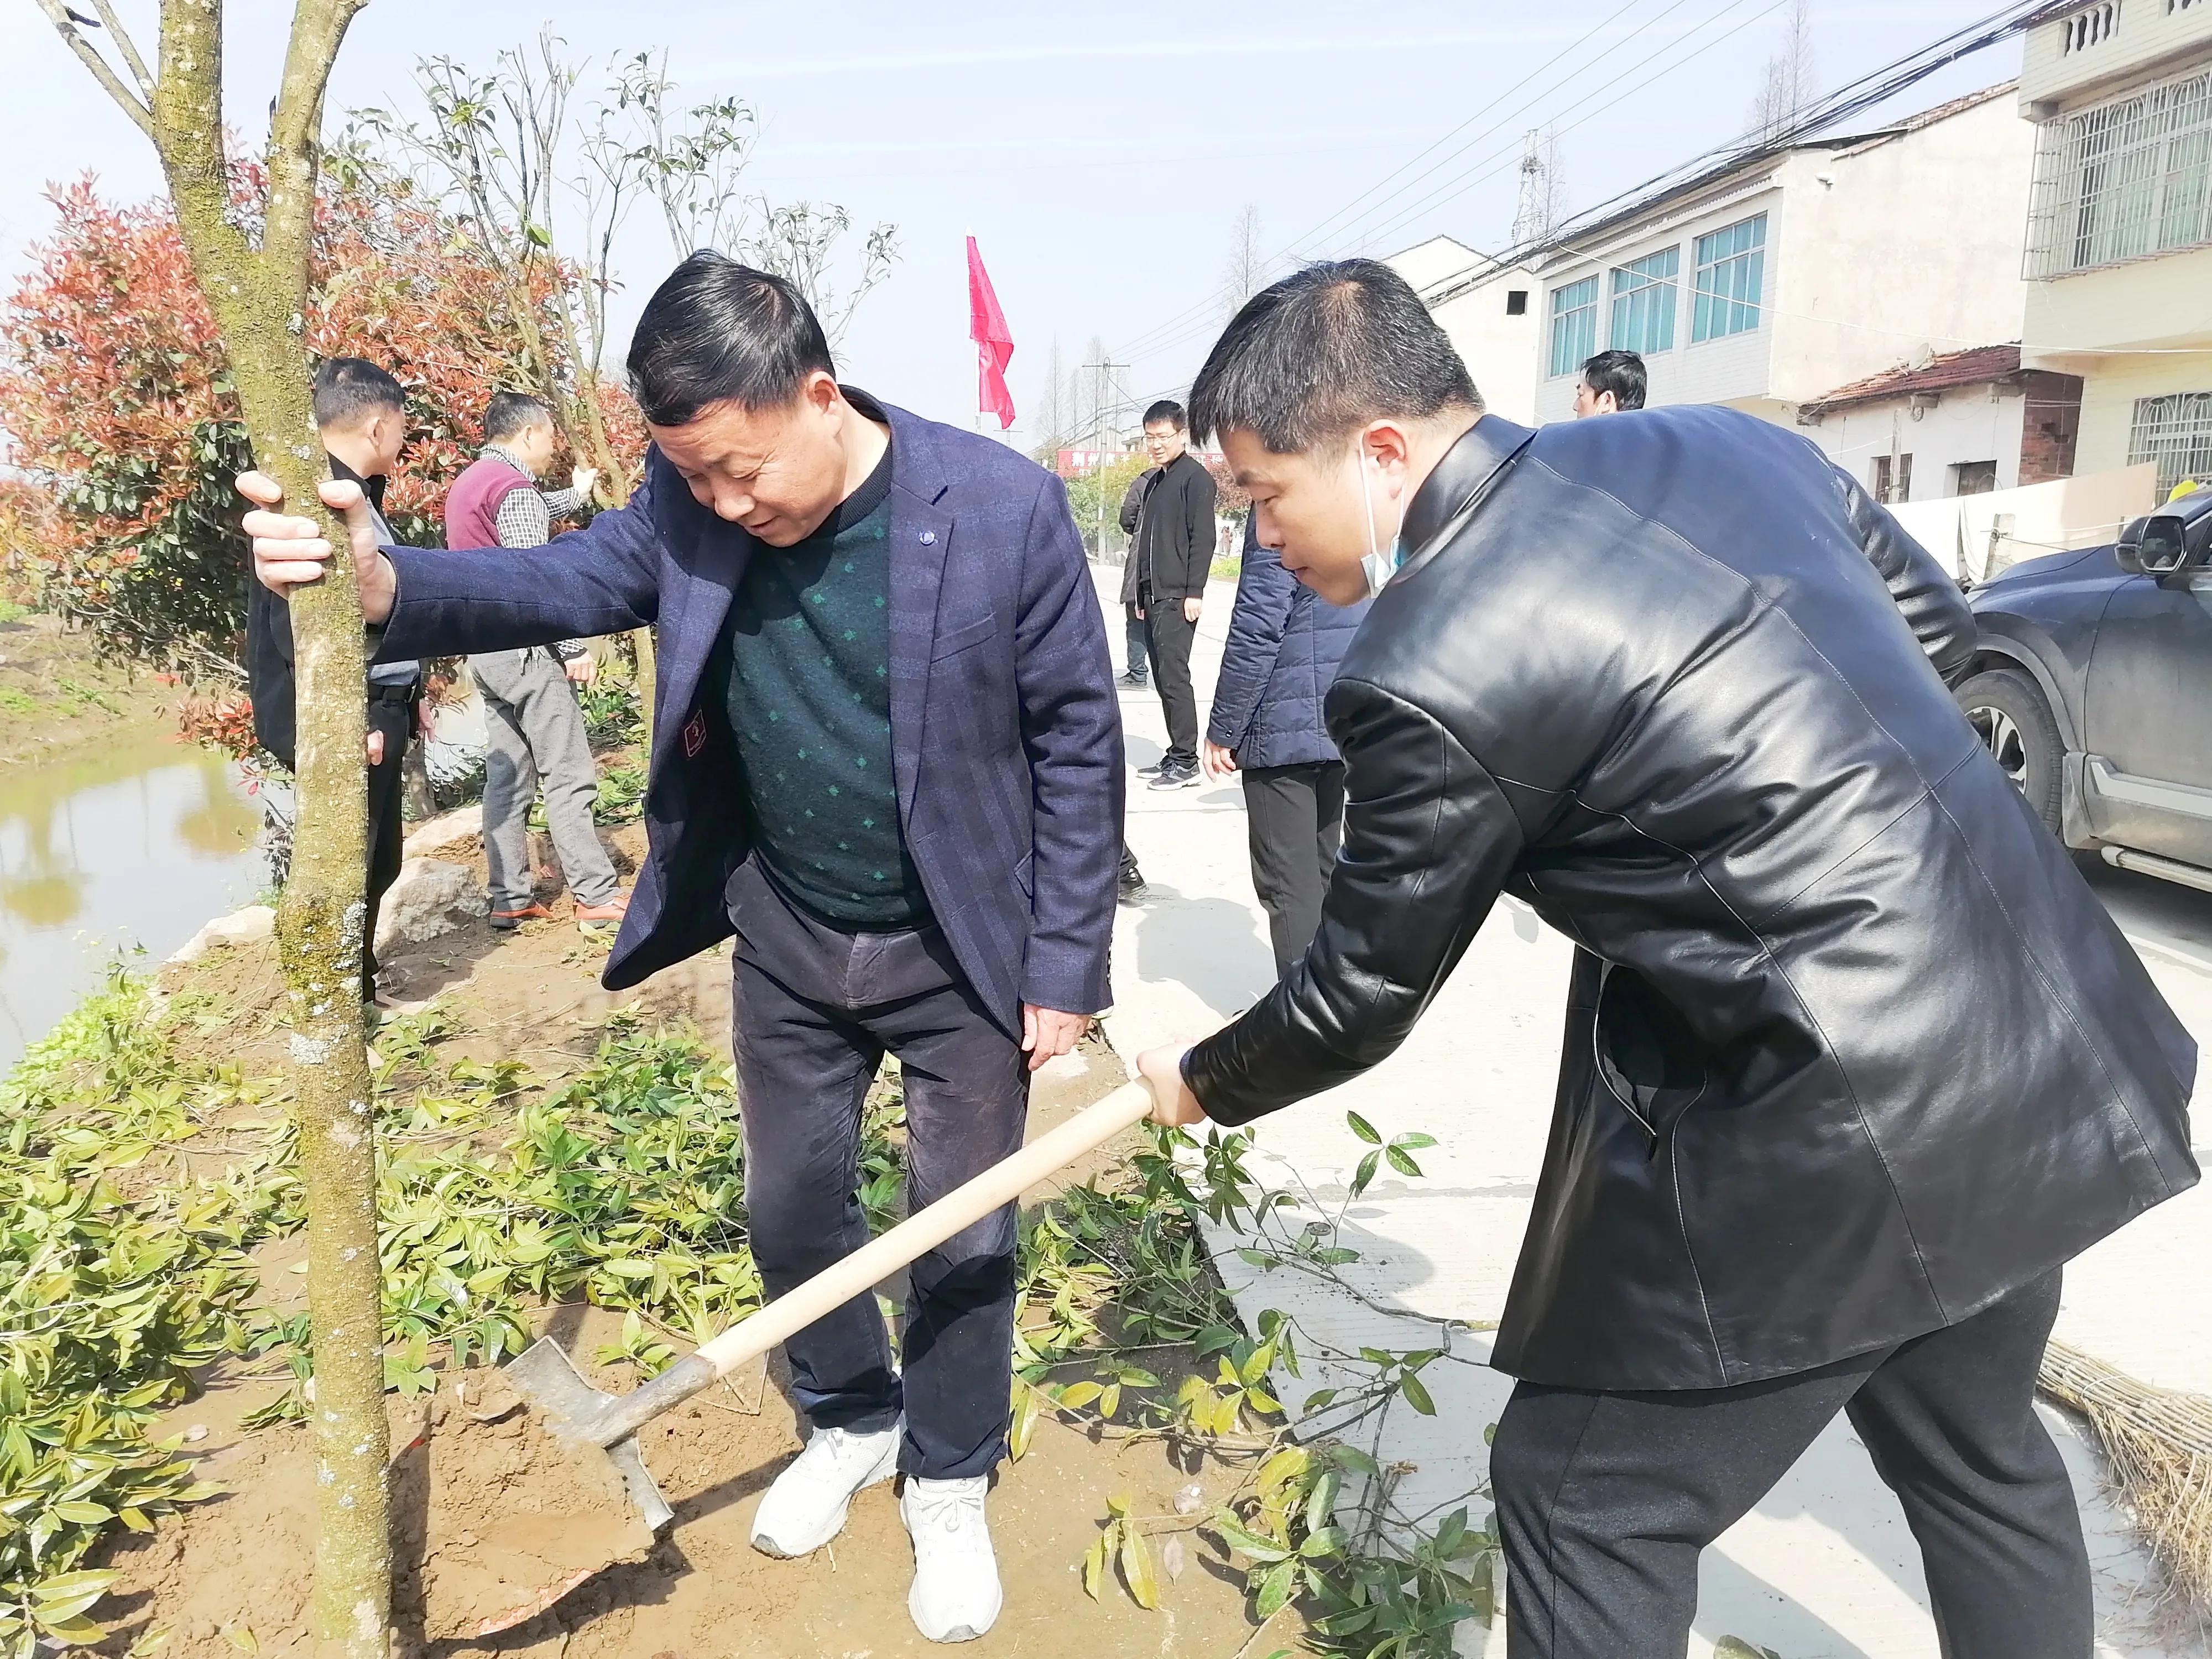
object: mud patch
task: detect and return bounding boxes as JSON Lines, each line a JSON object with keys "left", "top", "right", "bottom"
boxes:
{"left": 101, "top": 1309, "right": 1276, "bottom": 1659}
{"left": 400, "top": 1370, "right": 656, "bottom": 1642}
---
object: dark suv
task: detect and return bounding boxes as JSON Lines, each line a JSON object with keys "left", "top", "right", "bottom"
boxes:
{"left": 1960, "top": 489, "right": 2212, "bottom": 893}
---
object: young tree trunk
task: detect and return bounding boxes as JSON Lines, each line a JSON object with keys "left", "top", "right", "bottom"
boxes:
{"left": 39, "top": 2, "right": 390, "bottom": 1653}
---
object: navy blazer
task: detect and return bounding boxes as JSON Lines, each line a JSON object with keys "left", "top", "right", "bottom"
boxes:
{"left": 373, "top": 390, "right": 1123, "bottom": 1032}
{"left": 1206, "top": 516, "right": 1370, "bottom": 770}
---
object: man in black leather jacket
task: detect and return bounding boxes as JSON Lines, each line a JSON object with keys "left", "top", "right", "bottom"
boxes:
{"left": 1139, "top": 260, "right": 2198, "bottom": 1658}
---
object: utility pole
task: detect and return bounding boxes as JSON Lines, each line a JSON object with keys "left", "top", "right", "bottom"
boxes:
{"left": 1512, "top": 128, "right": 1551, "bottom": 249}
{"left": 1082, "top": 352, "right": 1127, "bottom": 557}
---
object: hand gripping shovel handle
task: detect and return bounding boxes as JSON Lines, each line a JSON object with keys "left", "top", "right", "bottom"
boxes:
{"left": 581, "top": 1077, "right": 1159, "bottom": 1448}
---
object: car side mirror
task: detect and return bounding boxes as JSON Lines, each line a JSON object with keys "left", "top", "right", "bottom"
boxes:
{"left": 2118, "top": 499, "right": 2212, "bottom": 578}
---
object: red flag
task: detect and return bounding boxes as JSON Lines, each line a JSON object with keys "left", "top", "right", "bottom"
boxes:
{"left": 967, "top": 236, "right": 1015, "bottom": 431}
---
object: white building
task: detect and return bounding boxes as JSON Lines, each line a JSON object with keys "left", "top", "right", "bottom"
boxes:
{"left": 1517, "top": 83, "right": 2036, "bottom": 427}
{"left": 1797, "top": 343, "right": 2085, "bottom": 502}
{"left": 1383, "top": 235, "right": 1543, "bottom": 425}
{"left": 2018, "top": 0, "right": 2212, "bottom": 494}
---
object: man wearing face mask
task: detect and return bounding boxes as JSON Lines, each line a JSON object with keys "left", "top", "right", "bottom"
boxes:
{"left": 1136, "top": 260, "right": 2197, "bottom": 1659}
{"left": 233, "top": 253, "right": 1123, "bottom": 1646}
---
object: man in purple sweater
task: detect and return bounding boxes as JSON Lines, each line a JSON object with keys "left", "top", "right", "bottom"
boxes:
{"left": 444, "top": 393, "right": 625, "bottom": 931}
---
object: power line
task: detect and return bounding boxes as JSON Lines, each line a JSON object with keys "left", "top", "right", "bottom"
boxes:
{"left": 1110, "top": 0, "right": 1699, "bottom": 363}
{"left": 1342, "top": 0, "right": 1793, "bottom": 259}
{"left": 1278, "top": 0, "right": 1697, "bottom": 260}
{"left": 1113, "top": 0, "right": 1790, "bottom": 389}
{"left": 1491, "top": 0, "right": 2049, "bottom": 270}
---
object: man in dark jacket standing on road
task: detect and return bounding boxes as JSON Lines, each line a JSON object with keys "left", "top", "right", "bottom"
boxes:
{"left": 1114, "top": 466, "right": 1155, "bottom": 687}
{"left": 1201, "top": 513, "right": 1368, "bottom": 978}
{"left": 1140, "top": 261, "right": 2198, "bottom": 1659}
{"left": 1129, "top": 400, "right": 1215, "bottom": 789}
{"left": 238, "top": 254, "right": 1121, "bottom": 1646}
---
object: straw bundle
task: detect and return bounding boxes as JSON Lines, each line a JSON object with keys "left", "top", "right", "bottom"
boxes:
{"left": 2039, "top": 1338, "right": 2212, "bottom": 1619}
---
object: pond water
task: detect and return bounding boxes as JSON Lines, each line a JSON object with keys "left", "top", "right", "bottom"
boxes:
{"left": 0, "top": 727, "right": 263, "bottom": 1073}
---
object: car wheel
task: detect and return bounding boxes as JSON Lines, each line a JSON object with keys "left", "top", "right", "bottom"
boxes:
{"left": 1955, "top": 667, "right": 2063, "bottom": 837}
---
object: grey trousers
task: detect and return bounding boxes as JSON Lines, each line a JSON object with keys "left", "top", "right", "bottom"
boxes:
{"left": 471, "top": 649, "right": 618, "bottom": 909}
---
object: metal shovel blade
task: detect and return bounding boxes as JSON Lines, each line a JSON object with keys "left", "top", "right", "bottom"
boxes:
{"left": 504, "top": 1337, "right": 676, "bottom": 1533}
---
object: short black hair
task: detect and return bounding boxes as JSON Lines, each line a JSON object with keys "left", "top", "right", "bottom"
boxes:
{"left": 312, "top": 357, "right": 404, "bottom": 430}
{"left": 483, "top": 390, "right": 555, "bottom": 445}
{"left": 1581, "top": 349, "right": 1647, "bottom": 411}
{"left": 1144, "top": 400, "right": 1186, "bottom": 431}
{"left": 1188, "top": 259, "right": 1480, "bottom": 453}
{"left": 627, "top": 251, "right": 835, "bottom": 427}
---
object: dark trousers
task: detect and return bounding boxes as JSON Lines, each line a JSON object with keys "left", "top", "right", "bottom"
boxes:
{"left": 1494, "top": 1271, "right": 2087, "bottom": 1658}
{"left": 726, "top": 859, "right": 1029, "bottom": 1481}
{"left": 361, "top": 692, "right": 413, "bottom": 998}
{"left": 1122, "top": 602, "right": 1149, "bottom": 682}
{"left": 1241, "top": 761, "right": 1345, "bottom": 978}
{"left": 1142, "top": 592, "right": 1199, "bottom": 766}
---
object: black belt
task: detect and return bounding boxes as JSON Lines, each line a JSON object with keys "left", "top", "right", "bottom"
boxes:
{"left": 368, "top": 679, "right": 420, "bottom": 705}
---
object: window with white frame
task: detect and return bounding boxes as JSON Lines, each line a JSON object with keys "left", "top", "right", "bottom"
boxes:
{"left": 1610, "top": 247, "right": 1679, "bottom": 355}
{"left": 2026, "top": 66, "right": 2212, "bottom": 276}
{"left": 1548, "top": 276, "right": 1599, "bottom": 377}
{"left": 2128, "top": 392, "right": 2212, "bottom": 494}
{"left": 1692, "top": 215, "right": 1766, "bottom": 342}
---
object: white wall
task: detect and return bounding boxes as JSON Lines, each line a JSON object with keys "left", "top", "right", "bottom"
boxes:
{"left": 1532, "top": 182, "right": 1785, "bottom": 425}
{"left": 2023, "top": 1, "right": 2212, "bottom": 111}
{"left": 1804, "top": 387, "right": 2030, "bottom": 498}
{"left": 1767, "top": 97, "right": 2034, "bottom": 406}
{"left": 1431, "top": 269, "right": 1542, "bottom": 426}
{"left": 1524, "top": 88, "right": 2031, "bottom": 428}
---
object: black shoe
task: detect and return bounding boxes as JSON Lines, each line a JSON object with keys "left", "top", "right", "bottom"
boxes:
{"left": 1147, "top": 760, "right": 1201, "bottom": 791}
{"left": 1118, "top": 869, "right": 1148, "bottom": 904}
{"left": 1134, "top": 758, "right": 1166, "bottom": 776}
{"left": 1118, "top": 671, "right": 1150, "bottom": 688}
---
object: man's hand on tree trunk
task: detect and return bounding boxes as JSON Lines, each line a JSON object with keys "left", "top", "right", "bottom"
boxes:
{"left": 236, "top": 471, "right": 398, "bottom": 625}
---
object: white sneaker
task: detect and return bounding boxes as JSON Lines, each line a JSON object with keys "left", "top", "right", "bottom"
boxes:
{"left": 900, "top": 1476, "right": 1002, "bottom": 1643}
{"left": 749, "top": 1420, "right": 901, "bottom": 1558}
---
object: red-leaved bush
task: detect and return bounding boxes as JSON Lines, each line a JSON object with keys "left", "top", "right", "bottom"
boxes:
{"left": 0, "top": 171, "right": 644, "bottom": 680}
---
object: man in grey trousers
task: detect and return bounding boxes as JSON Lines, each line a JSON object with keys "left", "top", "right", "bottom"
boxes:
{"left": 442, "top": 393, "right": 627, "bottom": 930}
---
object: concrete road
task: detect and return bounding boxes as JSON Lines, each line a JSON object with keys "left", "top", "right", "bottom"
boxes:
{"left": 1093, "top": 567, "right": 2207, "bottom": 1659}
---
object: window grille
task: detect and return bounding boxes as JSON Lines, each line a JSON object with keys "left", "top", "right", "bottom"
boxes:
{"left": 2026, "top": 66, "right": 2212, "bottom": 276}
{"left": 1874, "top": 452, "right": 1914, "bottom": 505}
{"left": 1548, "top": 276, "right": 1599, "bottom": 378}
{"left": 1610, "top": 247, "right": 1680, "bottom": 355}
{"left": 1692, "top": 215, "right": 1766, "bottom": 342}
{"left": 2128, "top": 392, "right": 2212, "bottom": 494}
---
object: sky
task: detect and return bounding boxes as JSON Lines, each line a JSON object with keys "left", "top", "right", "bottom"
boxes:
{"left": 0, "top": 1, "right": 2027, "bottom": 452}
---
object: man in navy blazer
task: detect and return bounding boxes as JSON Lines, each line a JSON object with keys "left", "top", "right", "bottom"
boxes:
{"left": 241, "top": 255, "right": 1121, "bottom": 1644}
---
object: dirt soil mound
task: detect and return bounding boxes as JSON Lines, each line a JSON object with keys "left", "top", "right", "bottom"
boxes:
{"left": 100, "top": 1316, "right": 1263, "bottom": 1659}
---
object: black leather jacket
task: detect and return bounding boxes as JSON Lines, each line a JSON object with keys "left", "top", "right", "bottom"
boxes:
{"left": 1185, "top": 408, "right": 2198, "bottom": 1392}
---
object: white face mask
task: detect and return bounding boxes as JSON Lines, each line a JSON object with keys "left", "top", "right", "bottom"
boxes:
{"left": 1354, "top": 439, "right": 1403, "bottom": 600}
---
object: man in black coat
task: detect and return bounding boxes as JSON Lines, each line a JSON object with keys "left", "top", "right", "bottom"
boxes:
{"left": 244, "top": 357, "right": 422, "bottom": 1004}
{"left": 1114, "top": 465, "right": 1155, "bottom": 687}
{"left": 1128, "top": 400, "right": 1216, "bottom": 789}
{"left": 1140, "top": 260, "right": 2198, "bottom": 1658}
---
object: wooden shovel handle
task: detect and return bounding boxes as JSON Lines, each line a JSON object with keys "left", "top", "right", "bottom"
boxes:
{"left": 587, "top": 1078, "right": 1158, "bottom": 1446}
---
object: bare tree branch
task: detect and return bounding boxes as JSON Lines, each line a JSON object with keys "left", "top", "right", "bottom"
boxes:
{"left": 33, "top": 0, "right": 154, "bottom": 137}
{"left": 264, "top": 0, "right": 368, "bottom": 279}
{"left": 86, "top": 0, "right": 156, "bottom": 100}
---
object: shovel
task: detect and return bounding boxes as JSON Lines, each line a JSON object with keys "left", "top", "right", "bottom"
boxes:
{"left": 484, "top": 1076, "right": 1160, "bottom": 1632}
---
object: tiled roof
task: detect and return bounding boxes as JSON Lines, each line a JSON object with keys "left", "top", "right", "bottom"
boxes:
{"left": 1801, "top": 344, "right": 2024, "bottom": 416}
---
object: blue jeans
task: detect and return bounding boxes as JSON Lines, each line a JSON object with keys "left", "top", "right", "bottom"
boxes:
{"left": 726, "top": 857, "right": 1029, "bottom": 1480}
